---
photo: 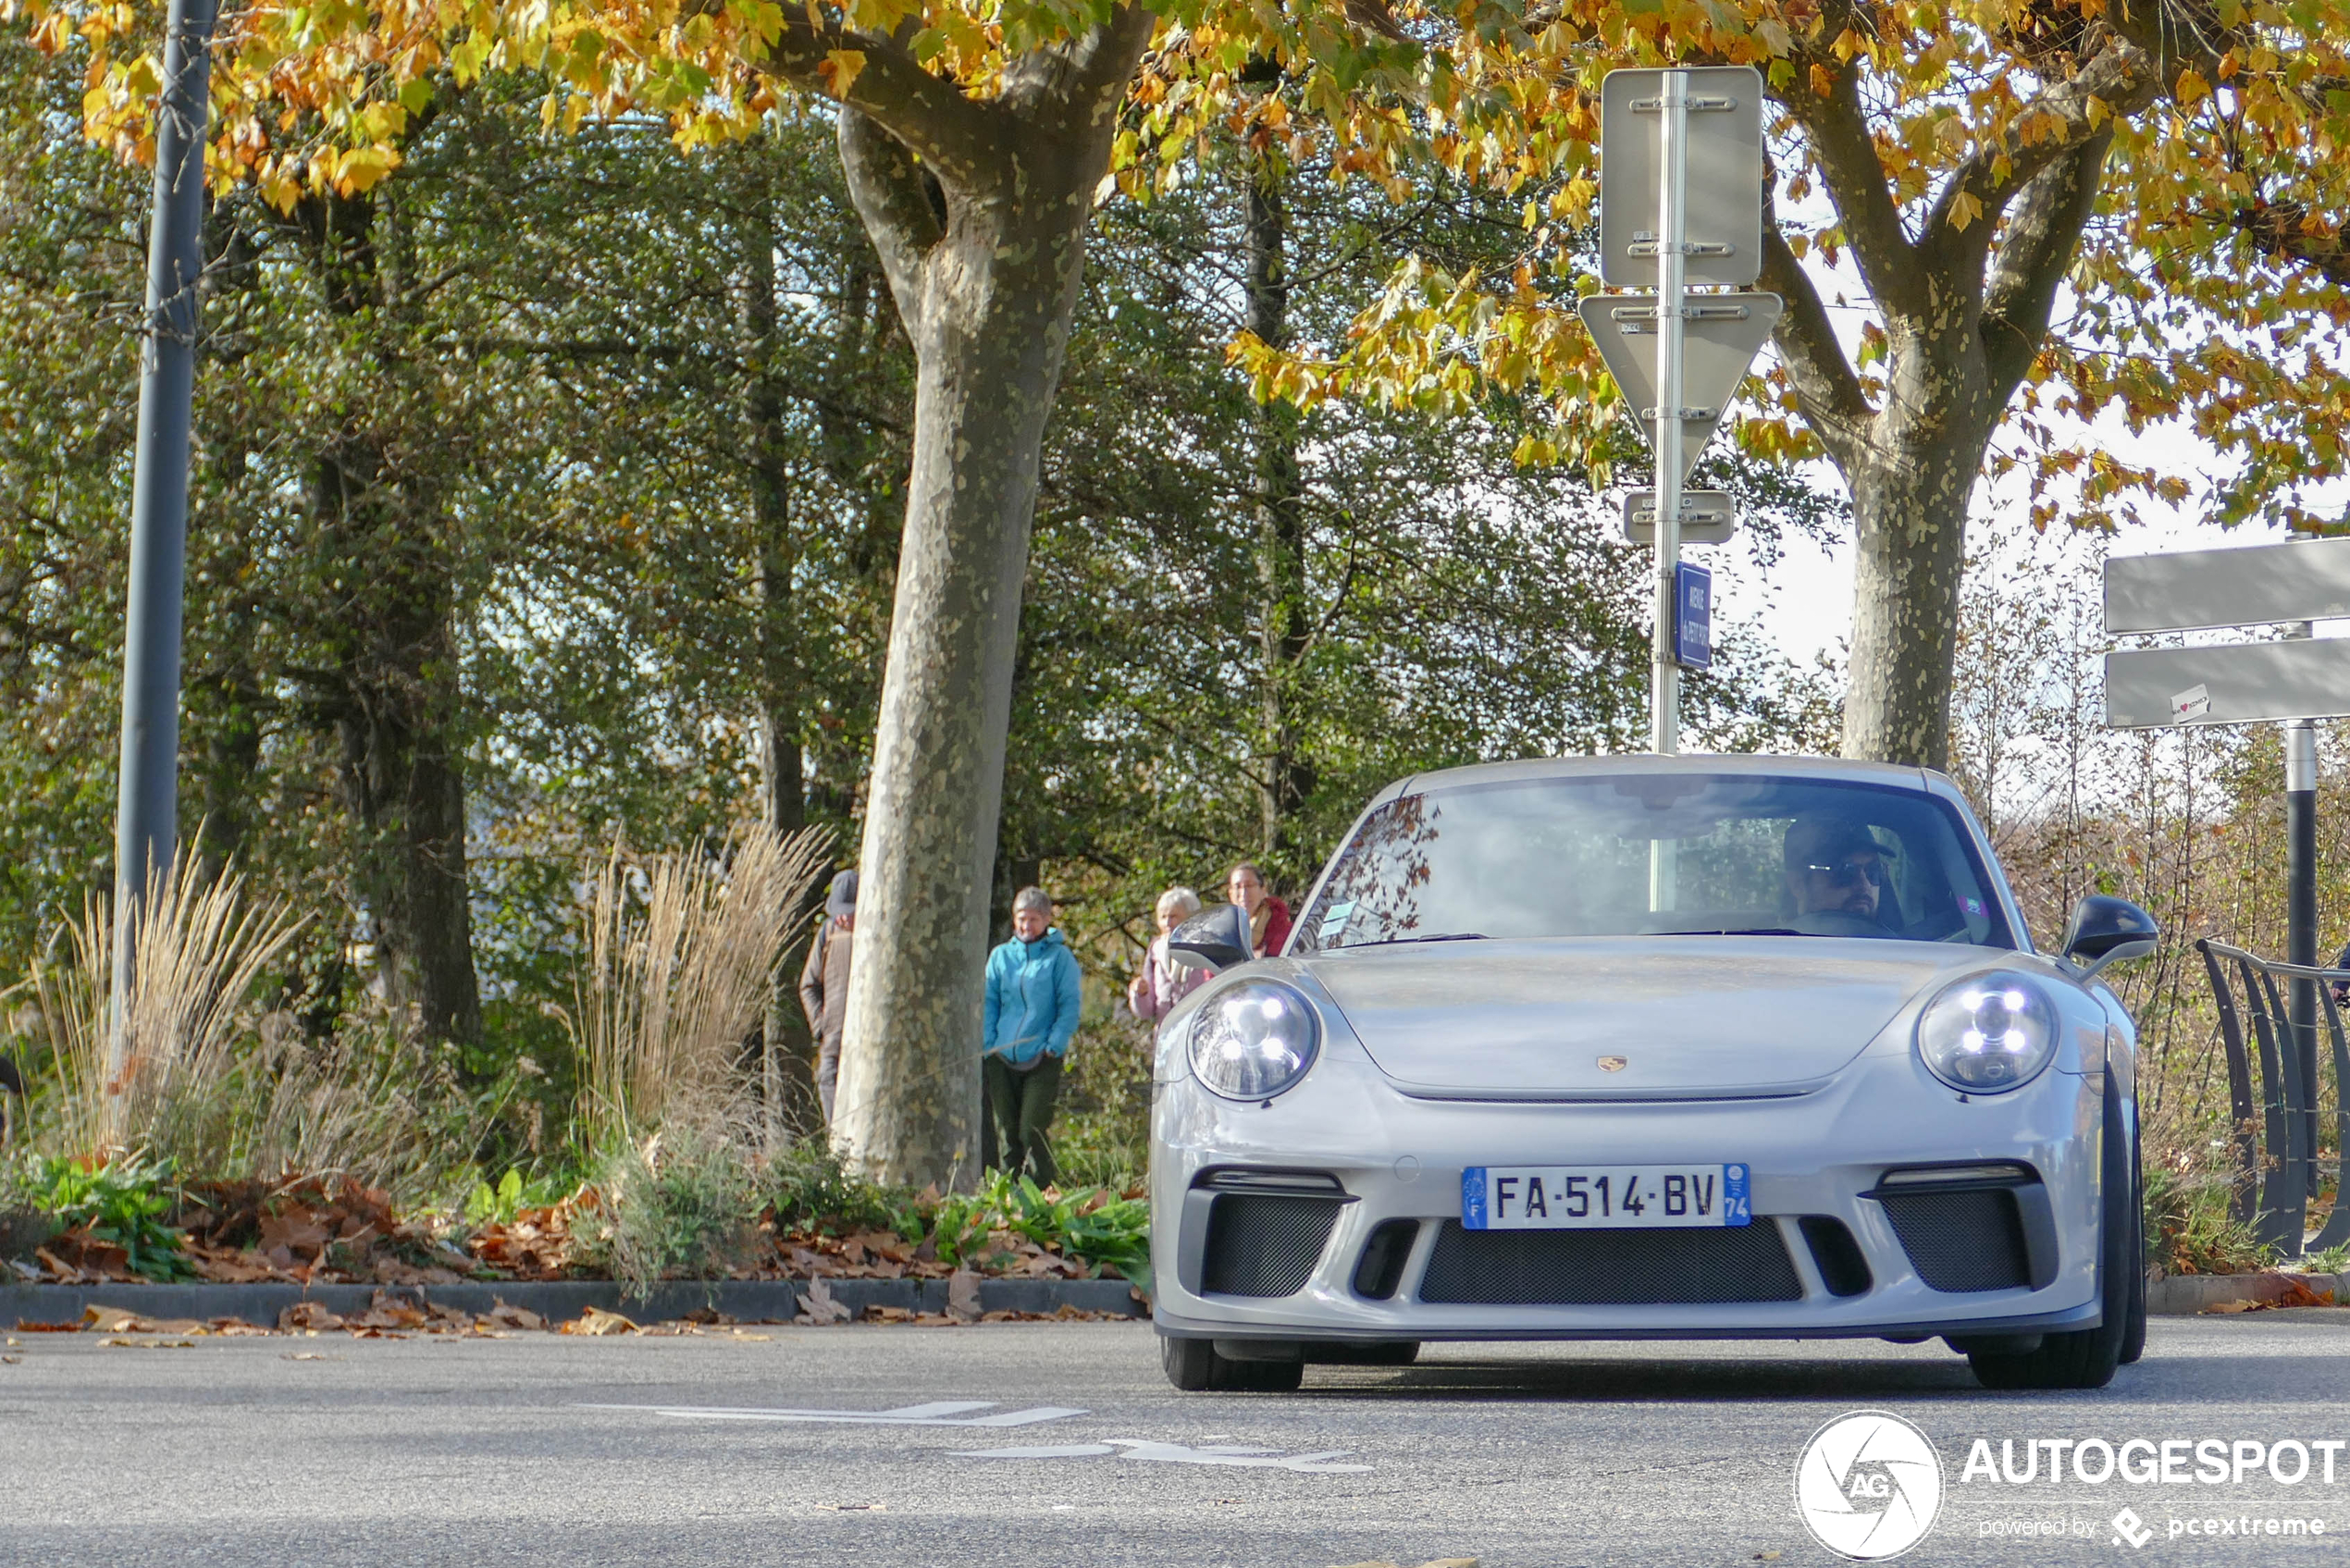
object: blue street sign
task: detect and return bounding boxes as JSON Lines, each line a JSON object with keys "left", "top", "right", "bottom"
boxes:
{"left": 1675, "top": 561, "right": 1713, "bottom": 670}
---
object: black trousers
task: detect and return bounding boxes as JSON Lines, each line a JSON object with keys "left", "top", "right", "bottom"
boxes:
{"left": 982, "top": 1054, "right": 1062, "bottom": 1187}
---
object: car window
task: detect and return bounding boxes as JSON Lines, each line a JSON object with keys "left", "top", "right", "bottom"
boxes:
{"left": 1292, "top": 773, "right": 2015, "bottom": 951}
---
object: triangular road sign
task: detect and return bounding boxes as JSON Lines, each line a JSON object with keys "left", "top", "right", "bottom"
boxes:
{"left": 1577, "top": 291, "right": 1783, "bottom": 482}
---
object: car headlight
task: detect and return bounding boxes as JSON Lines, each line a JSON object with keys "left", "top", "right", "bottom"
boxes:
{"left": 1188, "top": 980, "right": 1321, "bottom": 1100}
{"left": 1916, "top": 971, "right": 2058, "bottom": 1093}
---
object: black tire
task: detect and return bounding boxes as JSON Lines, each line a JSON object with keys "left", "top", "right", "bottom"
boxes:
{"left": 2120, "top": 1118, "right": 2148, "bottom": 1366}
{"left": 1969, "top": 1080, "right": 2134, "bottom": 1391}
{"left": 1158, "top": 1335, "right": 1306, "bottom": 1392}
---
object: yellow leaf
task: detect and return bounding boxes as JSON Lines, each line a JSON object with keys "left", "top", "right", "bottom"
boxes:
{"left": 2173, "top": 68, "right": 2209, "bottom": 106}
{"left": 819, "top": 48, "right": 866, "bottom": 99}
{"left": 1948, "top": 188, "right": 1983, "bottom": 232}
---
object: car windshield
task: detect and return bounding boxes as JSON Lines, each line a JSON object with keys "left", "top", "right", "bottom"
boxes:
{"left": 1292, "top": 772, "right": 2017, "bottom": 952}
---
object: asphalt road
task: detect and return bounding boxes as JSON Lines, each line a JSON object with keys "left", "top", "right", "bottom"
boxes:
{"left": 6, "top": 1314, "right": 2350, "bottom": 1567}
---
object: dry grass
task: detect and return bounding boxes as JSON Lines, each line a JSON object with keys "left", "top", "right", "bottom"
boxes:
{"left": 573, "top": 822, "right": 832, "bottom": 1146}
{"left": 29, "top": 853, "right": 304, "bottom": 1160}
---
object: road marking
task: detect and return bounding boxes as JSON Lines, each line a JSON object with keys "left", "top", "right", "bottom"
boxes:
{"left": 578, "top": 1401, "right": 1086, "bottom": 1427}
{"left": 953, "top": 1437, "right": 1371, "bottom": 1473}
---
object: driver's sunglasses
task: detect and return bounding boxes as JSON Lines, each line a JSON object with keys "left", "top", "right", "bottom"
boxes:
{"left": 1805, "top": 856, "right": 1886, "bottom": 889}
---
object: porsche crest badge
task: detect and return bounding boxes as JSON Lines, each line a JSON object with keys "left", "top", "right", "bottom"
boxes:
{"left": 1597, "top": 1055, "right": 1628, "bottom": 1072}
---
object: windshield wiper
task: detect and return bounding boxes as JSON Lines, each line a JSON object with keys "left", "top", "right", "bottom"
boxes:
{"left": 1348, "top": 932, "right": 1489, "bottom": 946}
{"left": 1654, "top": 927, "right": 1806, "bottom": 937}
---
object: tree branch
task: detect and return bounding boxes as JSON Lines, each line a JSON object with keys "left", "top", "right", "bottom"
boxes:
{"left": 2234, "top": 202, "right": 2350, "bottom": 290}
{"left": 1775, "top": 61, "right": 1931, "bottom": 322}
{"left": 836, "top": 107, "right": 945, "bottom": 334}
{"left": 1757, "top": 210, "right": 1872, "bottom": 472}
{"left": 1000, "top": 4, "right": 1157, "bottom": 122}
{"left": 1922, "top": 36, "right": 2160, "bottom": 282}
{"left": 1980, "top": 131, "right": 2112, "bottom": 397}
{"left": 750, "top": 23, "right": 1008, "bottom": 192}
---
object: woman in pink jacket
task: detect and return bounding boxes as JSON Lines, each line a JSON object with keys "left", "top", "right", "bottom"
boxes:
{"left": 1127, "top": 886, "right": 1207, "bottom": 1025}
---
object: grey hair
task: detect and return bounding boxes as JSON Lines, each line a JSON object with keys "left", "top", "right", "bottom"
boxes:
{"left": 1012, "top": 885, "right": 1055, "bottom": 917}
{"left": 1156, "top": 886, "right": 1202, "bottom": 923}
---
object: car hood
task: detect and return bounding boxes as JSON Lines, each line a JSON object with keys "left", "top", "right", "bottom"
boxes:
{"left": 1303, "top": 937, "right": 1998, "bottom": 1099}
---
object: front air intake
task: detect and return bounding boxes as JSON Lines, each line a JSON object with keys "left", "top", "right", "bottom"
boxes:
{"left": 1199, "top": 1193, "right": 1343, "bottom": 1298}
{"left": 1416, "top": 1221, "right": 1805, "bottom": 1305}
{"left": 1878, "top": 1187, "right": 2033, "bottom": 1292}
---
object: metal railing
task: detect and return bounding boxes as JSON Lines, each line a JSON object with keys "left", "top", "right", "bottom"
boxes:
{"left": 2195, "top": 939, "right": 2350, "bottom": 1257}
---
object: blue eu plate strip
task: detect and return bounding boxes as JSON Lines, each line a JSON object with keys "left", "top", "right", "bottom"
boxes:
{"left": 1724, "top": 1163, "right": 1751, "bottom": 1227}
{"left": 1461, "top": 1167, "right": 1489, "bottom": 1230}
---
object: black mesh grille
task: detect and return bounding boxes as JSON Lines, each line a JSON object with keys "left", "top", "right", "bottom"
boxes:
{"left": 1880, "top": 1188, "right": 2031, "bottom": 1292}
{"left": 1201, "top": 1194, "right": 1342, "bottom": 1298}
{"left": 1417, "top": 1221, "right": 1804, "bottom": 1305}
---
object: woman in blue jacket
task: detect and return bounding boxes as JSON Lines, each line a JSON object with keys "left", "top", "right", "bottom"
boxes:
{"left": 983, "top": 886, "right": 1082, "bottom": 1184}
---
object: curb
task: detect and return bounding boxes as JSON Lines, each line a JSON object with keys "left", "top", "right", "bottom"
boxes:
{"left": 0, "top": 1276, "right": 1146, "bottom": 1326}
{"left": 2148, "top": 1270, "right": 2344, "bottom": 1316}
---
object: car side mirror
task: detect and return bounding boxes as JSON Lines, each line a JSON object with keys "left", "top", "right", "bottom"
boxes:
{"left": 2061, "top": 895, "right": 2158, "bottom": 981}
{"left": 1169, "top": 903, "right": 1252, "bottom": 974}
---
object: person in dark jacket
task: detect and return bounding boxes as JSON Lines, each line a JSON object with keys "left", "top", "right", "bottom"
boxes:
{"left": 798, "top": 870, "right": 857, "bottom": 1123}
{"left": 982, "top": 885, "right": 1082, "bottom": 1185}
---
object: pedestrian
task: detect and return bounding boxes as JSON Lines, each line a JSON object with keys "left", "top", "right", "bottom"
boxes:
{"left": 797, "top": 869, "right": 857, "bottom": 1123}
{"left": 1128, "top": 886, "right": 1206, "bottom": 1025}
{"left": 982, "top": 885, "right": 1082, "bottom": 1186}
{"left": 1226, "top": 861, "right": 1292, "bottom": 958}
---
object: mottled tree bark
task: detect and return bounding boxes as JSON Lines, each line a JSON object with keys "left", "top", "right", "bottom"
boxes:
{"left": 768, "top": 11, "right": 1153, "bottom": 1186}
{"left": 1762, "top": 36, "right": 2158, "bottom": 769}
{"left": 1243, "top": 162, "right": 1316, "bottom": 872}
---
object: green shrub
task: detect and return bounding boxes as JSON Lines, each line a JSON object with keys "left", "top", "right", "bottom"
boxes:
{"left": 575, "top": 1130, "right": 759, "bottom": 1299}
{"left": 18, "top": 1153, "right": 193, "bottom": 1280}
{"left": 2145, "top": 1163, "right": 2271, "bottom": 1276}
{"left": 764, "top": 1139, "right": 908, "bottom": 1235}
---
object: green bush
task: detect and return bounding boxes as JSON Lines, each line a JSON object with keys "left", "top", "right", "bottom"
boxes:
{"left": 574, "top": 1130, "right": 759, "bottom": 1299}
{"left": 922, "top": 1169, "right": 1152, "bottom": 1293}
{"left": 764, "top": 1139, "right": 908, "bottom": 1236}
{"left": 15, "top": 1153, "right": 193, "bottom": 1281}
{"left": 2145, "top": 1163, "right": 2271, "bottom": 1276}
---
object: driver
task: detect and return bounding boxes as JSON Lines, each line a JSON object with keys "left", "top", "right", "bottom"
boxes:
{"left": 1784, "top": 816, "right": 1890, "bottom": 920}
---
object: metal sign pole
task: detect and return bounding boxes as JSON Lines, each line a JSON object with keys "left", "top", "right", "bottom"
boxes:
{"left": 2285, "top": 623, "right": 2319, "bottom": 1229}
{"left": 1651, "top": 69, "right": 1687, "bottom": 759}
{"left": 109, "top": 0, "right": 216, "bottom": 1108}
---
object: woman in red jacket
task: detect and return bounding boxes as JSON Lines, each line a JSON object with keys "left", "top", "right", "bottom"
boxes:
{"left": 1225, "top": 861, "right": 1292, "bottom": 958}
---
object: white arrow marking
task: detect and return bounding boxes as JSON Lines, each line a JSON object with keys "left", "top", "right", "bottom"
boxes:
{"left": 579, "top": 1401, "right": 1086, "bottom": 1427}
{"left": 951, "top": 1437, "right": 1370, "bottom": 1473}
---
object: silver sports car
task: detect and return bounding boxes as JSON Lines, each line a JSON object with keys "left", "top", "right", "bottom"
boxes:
{"left": 1150, "top": 756, "right": 2157, "bottom": 1392}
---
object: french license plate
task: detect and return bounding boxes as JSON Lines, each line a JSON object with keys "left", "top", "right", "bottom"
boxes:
{"left": 1461, "top": 1164, "right": 1750, "bottom": 1229}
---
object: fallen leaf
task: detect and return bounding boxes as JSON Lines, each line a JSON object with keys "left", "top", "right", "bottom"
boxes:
{"left": 2202, "top": 1300, "right": 2257, "bottom": 1315}
{"left": 14, "top": 1318, "right": 81, "bottom": 1333}
{"left": 947, "top": 1269, "right": 983, "bottom": 1323}
{"left": 282, "top": 1352, "right": 329, "bottom": 1361}
{"left": 1, "top": 1354, "right": 18, "bottom": 1364}
{"left": 1756, "top": 1555, "right": 1784, "bottom": 1562}
{"left": 796, "top": 1277, "right": 850, "bottom": 1326}
{"left": 487, "top": 1301, "right": 546, "bottom": 1332}
{"left": 279, "top": 1302, "right": 345, "bottom": 1332}
{"left": 98, "top": 1336, "right": 195, "bottom": 1349}
{"left": 563, "top": 1305, "right": 638, "bottom": 1336}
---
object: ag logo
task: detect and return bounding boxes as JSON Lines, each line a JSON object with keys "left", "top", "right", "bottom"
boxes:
{"left": 1794, "top": 1410, "right": 1943, "bottom": 1560}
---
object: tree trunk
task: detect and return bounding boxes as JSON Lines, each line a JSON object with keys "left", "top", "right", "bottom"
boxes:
{"left": 300, "top": 186, "right": 482, "bottom": 1047}
{"left": 1838, "top": 429, "right": 1985, "bottom": 770}
{"left": 827, "top": 97, "right": 1120, "bottom": 1188}
{"left": 737, "top": 169, "right": 818, "bottom": 1143}
{"left": 1243, "top": 162, "right": 1315, "bottom": 873}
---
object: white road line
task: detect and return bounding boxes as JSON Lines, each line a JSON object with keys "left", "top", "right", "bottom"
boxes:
{"left": 575, "top": 1401, "right": 1087, "bottom": 1427}
{"left": 953, "top": 1438, "right": 1372, "bottom": 1474}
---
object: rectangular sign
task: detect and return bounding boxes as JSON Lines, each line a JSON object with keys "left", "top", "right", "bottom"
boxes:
{"left": 1599, "top": 67, "right": 1765, "bottom": 288}
{"left": 1462, "top": 1163, "right": 1751, "bottom": 1229}
{"left": 1675, "top": 561, "right": 1713, "bottom": 669}
{"left": 2105, "top": 537, "right": 2350, "bottom": 635}
{"left": 2106, "top": 639, "right": 2350, "bottom": 727}
{"left": 1620, "top": 489, "right": 1737, "bottom": 546}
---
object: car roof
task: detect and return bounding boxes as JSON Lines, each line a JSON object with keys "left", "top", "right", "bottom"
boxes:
{"left": 1371, "top": 752, "right": 1937, "bottom": 808}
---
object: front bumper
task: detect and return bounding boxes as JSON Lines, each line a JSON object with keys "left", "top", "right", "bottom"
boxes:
{"left": 1150, "top": 1046, "right": 2107, "bottom": 1343}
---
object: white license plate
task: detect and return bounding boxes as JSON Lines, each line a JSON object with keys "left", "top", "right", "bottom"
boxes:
{"left": 1462, "top": 1164, "right": 1750, "bottom": 1229}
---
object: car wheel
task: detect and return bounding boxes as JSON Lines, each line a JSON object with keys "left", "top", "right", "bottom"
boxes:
{"left": 1969, "top": 1081, "right": 2134, "bottom": 1391}
{"left": 1158, "top": 1335, "right": 1306, "bottom": 1392}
